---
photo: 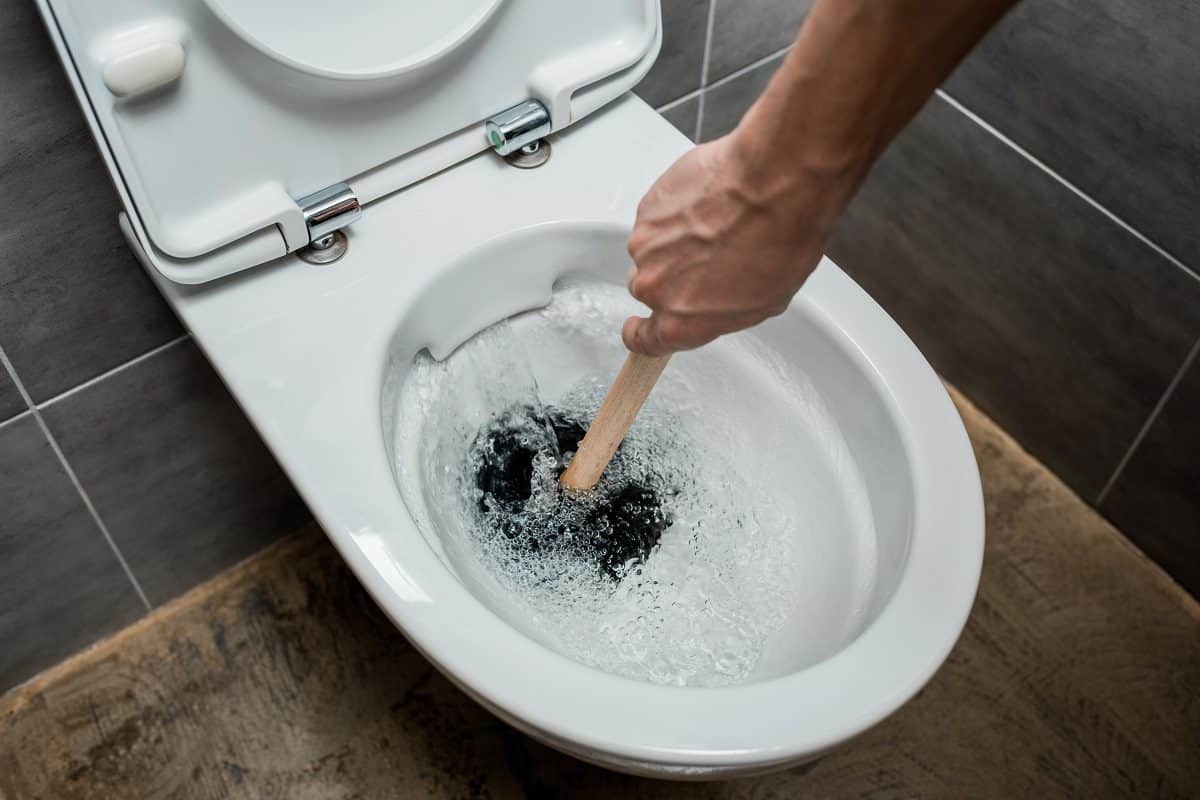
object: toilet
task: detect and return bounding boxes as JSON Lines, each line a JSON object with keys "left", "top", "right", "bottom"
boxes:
{"left": 38, "top": 0, "right": 984, "bottom": 778}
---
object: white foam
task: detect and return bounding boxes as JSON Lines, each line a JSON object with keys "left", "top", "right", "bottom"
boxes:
{"left": 393, "top": 281, "right": 879, "bottom": 687}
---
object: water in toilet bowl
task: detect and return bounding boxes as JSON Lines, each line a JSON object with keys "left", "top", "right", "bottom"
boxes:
{"left": 393, "top": 282, "right": 880, "bottom": 687}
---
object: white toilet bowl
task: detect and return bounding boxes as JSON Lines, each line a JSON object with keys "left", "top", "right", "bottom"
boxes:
{"left": 40, "top": 0, "right": 983, "bottom": 777}
{"left": 143, "top": 99, "right": 981, "bottom": 777}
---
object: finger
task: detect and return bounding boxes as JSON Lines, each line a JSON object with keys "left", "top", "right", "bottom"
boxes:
{"left": 621, "top": 315, "right": 642, "bottom": 353}
{"left": 622, "top": 315, "right": 674, "bottom": 357}
{"left": 630, "top": 313, "right": 711, "bottom": 355}
{"left": 627, "top": 267, "right": 671, "bottom": 309}
{"left": 625, "top": 307, "right": 780, "bottom": 356}
{"left": 655, "top": 309, "right": 773, "bottom": 352}
{"left": 627, "top": 269, "right": 653, "bottom": 306}
{"left": 655, "top": 313, "right": 719, "bottom": 353}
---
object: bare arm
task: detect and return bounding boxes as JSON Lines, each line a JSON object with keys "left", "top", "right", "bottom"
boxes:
{"left": 623, "top": 0, "right": 1020, "bottom": 355}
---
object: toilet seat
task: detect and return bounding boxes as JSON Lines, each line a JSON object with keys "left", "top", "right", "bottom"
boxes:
{"left": 38, "top": 0, "right": 661, "bottom": 282}
{"left": 40, "top": 0, "right": 984, "bottom": 776}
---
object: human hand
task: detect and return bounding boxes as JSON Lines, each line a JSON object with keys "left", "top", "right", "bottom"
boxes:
{"left": 622, "top": 133, "right": 837, "bottom": 356}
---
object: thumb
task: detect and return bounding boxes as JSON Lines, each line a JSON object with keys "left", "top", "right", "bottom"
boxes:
{"left": 622, "top": 315, "right": 673, "bottom": 357}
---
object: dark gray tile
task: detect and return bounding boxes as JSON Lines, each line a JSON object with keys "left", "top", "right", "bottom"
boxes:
{"left": 0, "top": 414, "right": 146, "bottom": 691}
{"left": 0, "top": 361, "right": 24, "bottom": 423}
{"left": 698, "top": 52, "right": 785, "bottom": 141}
{"left": 41, "top": 340, "right": 310, "bottom": 606}
{"left": 658, "top": 96, "right": 700, "bottom": 141}
{"left": 946, "top": 0, "right": 1200, "bottom": 270}
{"left": 707, "top": 0, "right": 810, "bottom": 83}
{"left": 636, "top": 0, "right": 710, "bottom": 108}
{"left": 0, "top": 1, "right": 182, "bottom": 403}
{"left": 826, "top": 96, "right": 1200, "bottom": 501}
{"left": 1100, "top": 352, "right": 1200, "bottom": 597}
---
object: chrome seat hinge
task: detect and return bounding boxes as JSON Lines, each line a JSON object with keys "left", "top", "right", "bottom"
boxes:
{"left": 485, "top": 100, "right": 551, "bottom": 157}
{"left": 298, "top": 182, "right": 360, "bottom": 247}
{"left": 296, "top": 182, "right": 360, "bottom": 264}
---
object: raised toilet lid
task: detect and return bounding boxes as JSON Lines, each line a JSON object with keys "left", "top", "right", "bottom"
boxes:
{"left": 37, "top": 0, "right": 661, "bottom": 282}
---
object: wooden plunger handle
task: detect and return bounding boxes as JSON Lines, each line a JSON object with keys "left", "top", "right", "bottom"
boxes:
{"left": 559, "top": 352, "right": 671, "bottom": 492}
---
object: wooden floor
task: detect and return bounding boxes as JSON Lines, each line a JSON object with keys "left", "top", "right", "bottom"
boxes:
{"left": 1, "top": 391, "right": 1198, "bottom": 799}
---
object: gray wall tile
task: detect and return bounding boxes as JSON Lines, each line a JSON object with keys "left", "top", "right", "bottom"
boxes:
{"left": 699, "top": 53, "right": 785, "bottom": 141}
{"left": 636, "top": 0, "right": 711, "bottom": 108}
{"left": 1100, "top": 353, "right": 1200, "bottom": 596}
{"left": 659, "top": 97, "right": 700, "bottom": 141}
{"left": 0, "top": 415, "right": 146, "bottom": 691}
{"left": 707, "top": 0, "right": 809, "bottom": 82}
{"left": 947, "top": 0, "right": 1200, "bottom": 269}
{"left": 0, "top": 1, "right": 183, "bottom": 403}
{"left": 41, "top": 340, "right": 310, "bottom": 606}
{"left": 827, "top": 97, "right": 1200, "bottom": 500}
{"left": 0, "top": 363, "right": 24, "bottom": 423}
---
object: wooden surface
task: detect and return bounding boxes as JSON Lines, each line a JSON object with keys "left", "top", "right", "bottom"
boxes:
{"left": 560, "top": 352, "right": 671, "bottom": 491}
{"left": 1, "top": 390, "right": 1198, "bottom": 799}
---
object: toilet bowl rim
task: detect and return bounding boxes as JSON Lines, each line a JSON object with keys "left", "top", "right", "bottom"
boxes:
{"left": 327, "top": 254, "right": 985, "bottom": 769}
{"left": 147, "top": 99, "right": 984, "bottom": 767}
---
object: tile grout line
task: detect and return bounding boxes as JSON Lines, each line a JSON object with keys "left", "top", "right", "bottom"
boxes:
{"left": 696, "top": 43, "right": 796, "bottom": 140}
{"left": 655, "top": 87, "right": 703, "bottom": 114}
{"left": 706, "top": 43, "right": 792, "bottom": 91}
{"left": 936, "top": 87, "right": 1200, "bottom": 503}
{"left": 0, "top": 408, "right": 33, "bottom": 433}
{"left": 38, "top": 333, "right": 190, "bottom": 411}
{"left": 935, "top": 89, "right": 1200, "bottom": 283}
{"left": 0, "top": 351, "right": 30, "bottom": 430}
{"left": 0, "top": 343, "right": 153, "bottom": 612}
{"left": 652, "top": 41, "right": 797, "bottom": 139}
{"left": 30, "top": 411, "right": 153, "bottom": 611}
{"left": 1095, "top": 332, "right": 1200, "bottom": 506}
{"left": 694, "top": 0, "right": 718, "bottom": 141}
{"left": 0, "top": 344, "right": 37, "bottom": 420}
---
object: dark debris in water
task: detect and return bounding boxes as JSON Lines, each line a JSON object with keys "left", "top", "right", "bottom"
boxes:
{"left": 471, "top": 404, "right": 672, "bottom": 580}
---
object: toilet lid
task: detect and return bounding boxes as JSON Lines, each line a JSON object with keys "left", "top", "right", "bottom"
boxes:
{"left": 38, "top": 0, "right": 661, "bottom": 283}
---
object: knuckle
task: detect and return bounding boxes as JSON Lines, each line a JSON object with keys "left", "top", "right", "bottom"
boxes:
{"left": 634, "top": 193, "right": 656, "bottom": 221}
{"left": 627, "top": 225, "right": 650, "bottom": 253}
{"left": 629, "top": 271, "right": 665, "bottom": 307}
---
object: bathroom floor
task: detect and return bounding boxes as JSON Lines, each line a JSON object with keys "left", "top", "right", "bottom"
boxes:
{"left": 1, "top": 390, "right": 1197, "bottom": 799}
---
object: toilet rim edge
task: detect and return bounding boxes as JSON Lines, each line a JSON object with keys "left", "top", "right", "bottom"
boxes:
{"left": 122, "top": 98, "right": 983, "bottom": 767}
{"left": 314, "top": 257, "right": 985, "bottom": 769}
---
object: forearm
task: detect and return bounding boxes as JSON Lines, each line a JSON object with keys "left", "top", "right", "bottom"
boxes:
{"left": 622, "top": 0, "right": 1021, "bottom": 355}
{"left": 734, "top": 0, "right": 1019, "bottom": 226}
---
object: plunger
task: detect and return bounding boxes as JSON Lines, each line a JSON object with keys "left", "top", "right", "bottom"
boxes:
{"left": 559, "top": 352, "right": 670, "bottom": 491}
